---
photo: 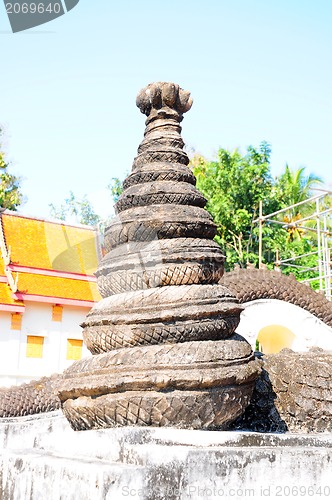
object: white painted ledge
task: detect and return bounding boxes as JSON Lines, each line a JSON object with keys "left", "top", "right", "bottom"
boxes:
{"left": 0, "top": 411, "right": 331, "bottom": 499}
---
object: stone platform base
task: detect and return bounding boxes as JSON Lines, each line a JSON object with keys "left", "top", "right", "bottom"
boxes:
{"left": 0, "top": 411, "right": 331, "bottom": 500}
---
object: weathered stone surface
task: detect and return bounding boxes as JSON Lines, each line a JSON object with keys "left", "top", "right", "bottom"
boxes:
{"left": 96, "top": 238, "right": 224, "bottom": 297}
{"left": 232, "top": 348, "right": 332, "bottom": 433}
{"left": 61, "top": 335, "right": 258, "bottom": 395}
{"left": 62, "top": 387, "right": 255, "bottom": 432}
{"left": 123, "top": 162, "right": 197, "bottom": 189}
{"left": 132, "top": 83, "right": 191, "bottom": 169}
{"left": 65, "top": 81, "right": 257, "bottom": 430}
{"left": 115, "top": 181, "right": 207, "bottom": 213}
{"left": 136, "top": 82, "right": 193, "bottom": 117}
{"left": 221, "top": 268, "right": 332, "bottom": 327}
{"left": 82, "top": 284, "right": 242, "bottom": 353}
{"left": 103, "top": 204, "right": 217, "bottom": 251}
{"left": 60, "top": 336, "right": 259, "bottom": 430}
{"left": 2, "top": 412, "right": 332, "bottom": 500}
{"left": 4, "top": 265, "right": 332, "bottom": 431}
{"left": 0, "top": 375, "right": 60, "bottom": 418}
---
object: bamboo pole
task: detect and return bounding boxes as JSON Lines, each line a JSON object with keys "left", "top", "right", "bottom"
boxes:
{"left": 316, "top": 198, "right": 323, "bottom": 291}
{"left": 258, "top": 200, "right": 263, "bottom": 269}
{"left": 252, "top": 193, "right": 323, "bottom": 223}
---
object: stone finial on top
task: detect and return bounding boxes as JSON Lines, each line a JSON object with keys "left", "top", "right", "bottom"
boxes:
{"left": 136, "top": 82, "right": 193, "bottom": 120}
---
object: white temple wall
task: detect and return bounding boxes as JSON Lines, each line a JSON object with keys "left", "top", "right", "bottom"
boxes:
{"left": 0, "top": 302, "right": 91, "bottom": 387}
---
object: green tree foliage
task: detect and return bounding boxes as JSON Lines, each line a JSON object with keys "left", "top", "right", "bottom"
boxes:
{"left": 49, "top": 191, "right": 101, "bottom": 226}
{"left": 191, "top": 142, "right": 280, "bottom": 268}
{"left": 49, "top": 177, "right": 126, "bottom": 229}
{"left": 273, "top": 166, "right": 323, "bottom": 243}
{"left": 191, "top": 143, "right": 326, "bottom": 274}
{"left": 108, "top": 177, "right": 123, "bottom": 203}
{"left": 268, "top": 166, "right": 325, "bottom": 288}
{"left": 274, "top": 240, "right": 320, "bottom": 284}
{"left": 274, "top": 165, "right": 322, "bottom": 209}
{"left": 0, "top": 128, "right": 23, "bottom": 211}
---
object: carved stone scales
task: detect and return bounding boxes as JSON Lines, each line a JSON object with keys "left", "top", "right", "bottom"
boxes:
{"left": 59, "top": 82, "right": 260, "bottom": 430}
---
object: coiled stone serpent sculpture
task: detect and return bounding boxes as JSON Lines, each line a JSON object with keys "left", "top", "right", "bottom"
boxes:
{"left": 1, "top": 83, "right": 332, "bottom": 433}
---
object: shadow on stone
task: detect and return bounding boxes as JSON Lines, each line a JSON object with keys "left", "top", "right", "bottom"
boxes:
{"left": 229, "top": 353, "right": 288, "bottom": 433}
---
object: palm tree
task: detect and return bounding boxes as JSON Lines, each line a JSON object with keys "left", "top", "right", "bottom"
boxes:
{"left": 276, "top": 165, "right": 322, "bottom": 210}
{"left": 275, "top": 165, "right": 323, "bottom": 241}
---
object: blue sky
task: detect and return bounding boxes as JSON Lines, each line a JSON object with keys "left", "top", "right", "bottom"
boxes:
{"left": 1, "top": 0, "right": 332, "bottom": 219}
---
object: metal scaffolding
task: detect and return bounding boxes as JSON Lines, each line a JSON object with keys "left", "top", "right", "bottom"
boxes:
{"left": 254, "top": 190, "right": 332, "bottom": 300}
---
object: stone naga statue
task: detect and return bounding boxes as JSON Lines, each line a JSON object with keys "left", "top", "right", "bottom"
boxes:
{"left": 59, "top": 82, "right": 261, "bottom": 430}
{"left": 0, "top": 82, "right": 260, "bottom": 431}
{"left": 1, "top": 83, "right": 332, "bottom": 433}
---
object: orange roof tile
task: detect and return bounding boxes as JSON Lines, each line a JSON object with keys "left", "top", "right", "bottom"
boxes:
{"left": 17, "top": 272, "right": 101, "bottom": 303}
{"left": 0, "top": 283, "right": 24, "bottom": 308}
{"left": 0, "top": 257, "right": 6, "bottom": 277}
{"left": 2, "top": 213, "right": 100, "bottom": 275}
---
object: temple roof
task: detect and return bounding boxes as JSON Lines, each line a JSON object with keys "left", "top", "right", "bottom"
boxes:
{"left": 0, "top": 211, "right": 101, "bottom": 311}
{"left": 0, "top": 281, "right": 25, "bottom": 312}
{"left": 2, "top": 212, "right": 99, "bottom": 274}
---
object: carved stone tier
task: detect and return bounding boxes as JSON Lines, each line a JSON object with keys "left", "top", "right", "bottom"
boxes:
{"left": 59, "top": 335, "right": 260, "bottom": 431}
{"left": 96, "top": 238, "right": 224, "bottom": 297}
{"left": 82, "top": 284, "right": 242, "bottom": 354}
{"left": 103, "top": 205, "right": 217, "bottom": 252}
{"left": 115, "top": 181, "right": 207, "bottom": 213}
{"left": 123, "top": 162, "right": 196, "bottom": 189}
{"left": 133, "top": 148, "right": 189, "bottom": 169}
